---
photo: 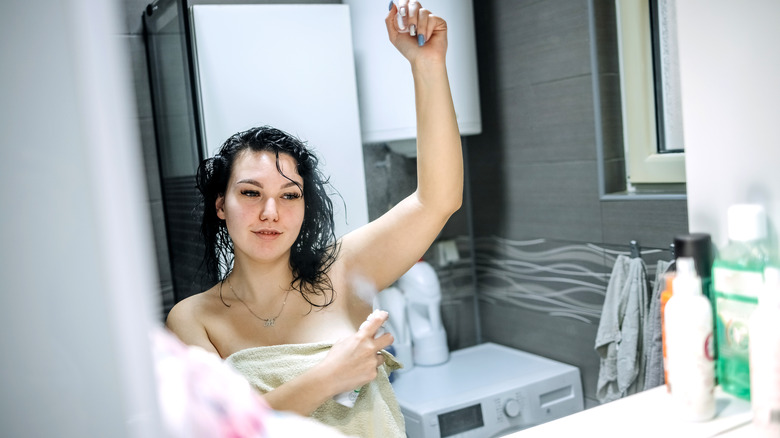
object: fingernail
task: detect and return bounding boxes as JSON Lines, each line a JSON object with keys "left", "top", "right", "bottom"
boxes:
{"left": 410, "top": 24, "right": 416, "bottom": 36}
{"left": 400, "top": 6, "right": 407, "bottom": 17}
{"left": 417, "top": 33, "right": 425, "bottom": 46}
{"left": 388, "top": 1, "right": 393, "bottom": 11}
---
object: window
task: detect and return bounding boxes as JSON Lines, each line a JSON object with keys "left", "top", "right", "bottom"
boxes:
{"left": 616, "top": 0, "right": 685, "bottom": 186}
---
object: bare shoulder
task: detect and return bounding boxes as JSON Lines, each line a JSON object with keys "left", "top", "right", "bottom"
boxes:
{"left": 167, "top": 291, "right": 208, "bottom": 325}
{"left": 166, "top": 287, "right": 222, "bottom": 354}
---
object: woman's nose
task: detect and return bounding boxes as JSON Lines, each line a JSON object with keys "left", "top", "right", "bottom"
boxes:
{"left": 260, "top": 198, "right": 278, "bottom": 221}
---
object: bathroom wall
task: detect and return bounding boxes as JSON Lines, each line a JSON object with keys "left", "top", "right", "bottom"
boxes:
{"left": 123, "top": 0, "right": 690, "bottom": 409}
{"left": 467, "top": 0, "right": 688, "bottom": 409}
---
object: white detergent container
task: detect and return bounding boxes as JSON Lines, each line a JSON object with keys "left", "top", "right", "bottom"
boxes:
{"left": 397, "top": 260, "right": 449, "bottom": 366}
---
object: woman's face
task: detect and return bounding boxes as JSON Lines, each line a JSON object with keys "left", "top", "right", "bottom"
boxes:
{"left": 217, "top": 150, "right": 305, "bottom": 264}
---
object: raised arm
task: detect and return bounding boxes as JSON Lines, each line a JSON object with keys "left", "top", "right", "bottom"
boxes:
{"left": 339, "top": 0, "right": 464, "bottom": 293}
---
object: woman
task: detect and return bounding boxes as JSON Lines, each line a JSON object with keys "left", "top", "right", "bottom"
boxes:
{"left": 166, "top": 1, "right": 462, "bottom": 436}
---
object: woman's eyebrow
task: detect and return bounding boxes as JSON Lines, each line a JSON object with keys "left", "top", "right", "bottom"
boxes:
{"left": 281, "top": 181, "right": 302, "bottom": 189}
{"left": 236, "top": 179, "right": 262, "bottom": 187}
{"left": 236, "top": 179, "right": 302, "bottom": 189}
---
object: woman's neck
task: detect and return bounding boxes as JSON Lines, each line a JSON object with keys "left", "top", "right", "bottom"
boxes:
{"left": 228, "top": 257, "right": 294, "bottom": 301}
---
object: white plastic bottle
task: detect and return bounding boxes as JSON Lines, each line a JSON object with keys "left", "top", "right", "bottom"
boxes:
{"left": 665, "top": 257, "right": 716, "bottom": 421}
{"left": 397, "top": 259, "right": 449, "bottom": 366}
{"left": 749, "top": 266, "right": 780, "bottom": 436}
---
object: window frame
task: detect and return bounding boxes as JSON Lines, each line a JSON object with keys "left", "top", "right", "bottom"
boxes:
{"left": 616, "top": 0, "right": 686, "bottom": 186}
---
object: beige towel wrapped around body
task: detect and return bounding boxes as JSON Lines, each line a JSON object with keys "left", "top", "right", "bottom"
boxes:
{"left": 225, "top": 342, "right": 405, "bottom": 438}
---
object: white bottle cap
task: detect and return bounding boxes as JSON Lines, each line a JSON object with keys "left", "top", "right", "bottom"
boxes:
{"left": 727, "top": 204, "right": 767, "bottom": 242}
{"left": 673, "top": 257, "right": 702, "bottom": 296}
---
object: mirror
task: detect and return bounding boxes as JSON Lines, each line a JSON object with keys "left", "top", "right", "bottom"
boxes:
{"left": 140, "top": 0, "right": 688, "bottom": 428}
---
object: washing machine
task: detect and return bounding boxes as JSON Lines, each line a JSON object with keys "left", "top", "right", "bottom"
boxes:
{"left": 391, "top": 342, "right": 584, "bottom": 438}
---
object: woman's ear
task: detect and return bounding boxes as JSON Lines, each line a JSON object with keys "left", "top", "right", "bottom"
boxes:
{"left": 216, "top": 195, "right": 226, "bottom": 220}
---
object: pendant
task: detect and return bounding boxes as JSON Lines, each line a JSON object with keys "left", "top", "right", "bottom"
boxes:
{"left": 264, "top": 318, "right": 275, "bottom": 327}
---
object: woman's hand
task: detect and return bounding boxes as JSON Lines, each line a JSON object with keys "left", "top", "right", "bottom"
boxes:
{"left": 386, "top": 1, "right": 448, "bottom": 65}
{"left": 259, "top": 311, "right": 394, "bottom": 416}
{"left": 318, "top": 310, "right": 395, "bottom": 395}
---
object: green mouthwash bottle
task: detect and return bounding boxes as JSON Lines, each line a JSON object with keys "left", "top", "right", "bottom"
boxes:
{"left": 712, "top": 204, "right": 771, "bottom": 400}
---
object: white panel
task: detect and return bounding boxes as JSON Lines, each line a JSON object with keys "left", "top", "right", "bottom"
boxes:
{"left": 191, "top": 5, "right": 369, "bottom": 238}
{"left": 344, "top": 0, "right": 481, "bottom": 144}
{"left": 677, "top": 0, "right": 780, "bottom": 247}
{"left": 1, "top": 0, "right": 162, "bottom": 436}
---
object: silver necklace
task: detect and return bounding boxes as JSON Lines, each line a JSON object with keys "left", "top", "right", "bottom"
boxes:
{"left": 226, "top": 277, "right": 291, "bottom": 327}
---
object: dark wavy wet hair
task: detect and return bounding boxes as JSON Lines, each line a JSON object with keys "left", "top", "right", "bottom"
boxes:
{"left": 196, "top": 126, "right": 339, "bottom": 308}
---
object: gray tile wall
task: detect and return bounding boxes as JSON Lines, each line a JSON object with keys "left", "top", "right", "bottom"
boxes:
{"left": 468, "top": 0, "right": 689, "bottom": 408}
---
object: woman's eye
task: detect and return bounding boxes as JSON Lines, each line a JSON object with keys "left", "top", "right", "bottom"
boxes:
{"left": 282, "top": 192, "right": 302, "bottom": 200}
{"left": 241, "top": 190, "right": 260, "bottom": 197}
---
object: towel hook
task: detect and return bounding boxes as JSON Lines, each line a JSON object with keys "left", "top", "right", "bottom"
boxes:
{"left": 630, "top": 240, "right": 642, "bottom": 258}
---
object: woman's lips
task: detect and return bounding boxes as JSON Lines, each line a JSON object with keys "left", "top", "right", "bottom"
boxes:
{"left": 253, "top": 229, "right": 281, "bottom": 240}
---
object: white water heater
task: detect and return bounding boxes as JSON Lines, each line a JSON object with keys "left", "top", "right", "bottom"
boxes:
{"left": 344, "top": 0, "right": 481, "bottom": 156}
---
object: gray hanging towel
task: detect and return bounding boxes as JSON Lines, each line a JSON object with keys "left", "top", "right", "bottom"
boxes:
{"left": 643, "top": 259, "right": 673, "bottom": 390}
{"left": 594, "top": 254, "right": 648, "bottom": 404}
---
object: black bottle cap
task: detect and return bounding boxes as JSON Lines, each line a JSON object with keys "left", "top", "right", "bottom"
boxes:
{"left": 674, "top": 233, "right": 713, "bottom": 278}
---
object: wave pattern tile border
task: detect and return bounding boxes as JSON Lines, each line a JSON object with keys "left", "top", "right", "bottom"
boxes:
{"left": 474, "top": 237, "right": 667, "bottom": 325}
{"left": 432, "top": 236, "right": 477, "bottom": 305}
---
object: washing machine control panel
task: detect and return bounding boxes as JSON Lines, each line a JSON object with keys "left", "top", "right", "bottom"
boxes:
{"left": 393, "top": 343, "right": 584, "bottom": 438}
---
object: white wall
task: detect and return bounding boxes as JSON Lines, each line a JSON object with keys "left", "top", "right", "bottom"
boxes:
{"left": 678, "top": 0, "right": 780, "bottom": 249}
{"left": 0, "top": 1, "right": 162, "bottom": 436}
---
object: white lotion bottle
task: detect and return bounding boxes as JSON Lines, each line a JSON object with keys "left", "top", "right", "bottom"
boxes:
{"left": 749, "top": 266, "right": 780, "bottom": 436}
{"left": 665, "top": 257, "right": 716, "bottom": 421}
